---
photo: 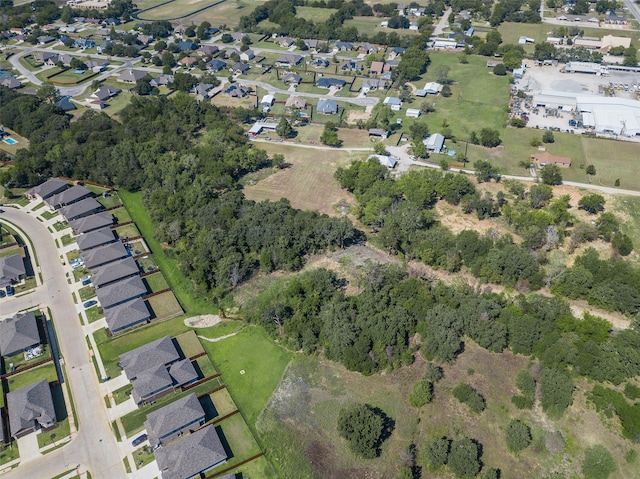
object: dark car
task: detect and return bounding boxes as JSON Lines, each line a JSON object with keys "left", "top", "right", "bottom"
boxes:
{"left": 6, "top": 285, "right": 14, "bottom": 296}
{"left": 132, "top": 434, "right": 147, "bottom": 447}
{"left": 83, "top": 299, "right": 97, "bottom": 308}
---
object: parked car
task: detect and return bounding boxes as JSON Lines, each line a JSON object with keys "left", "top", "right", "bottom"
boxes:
{"left": 132, "top": 434, "right": 147, "bottom": 447}
{"left": 80, "top": 276, "right": 92, "bottom": 286}
{"left": 6, "top": 285, "right": 14, "bottom": 296}
{"left": 83, "top": 299, "right": 97, "bottom": 308}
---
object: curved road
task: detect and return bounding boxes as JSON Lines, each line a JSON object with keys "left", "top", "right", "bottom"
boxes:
{"left": 0, "top": 209, "right": 124, "bottom": 479}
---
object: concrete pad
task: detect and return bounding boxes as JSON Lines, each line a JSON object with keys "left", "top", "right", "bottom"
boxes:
{"left": 16, "top": 432, "right": 42, "bottom": 463}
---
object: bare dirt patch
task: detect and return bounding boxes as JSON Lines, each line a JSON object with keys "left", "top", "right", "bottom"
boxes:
{"left": 346, "top": 110, "right": 371, "bottom": 124}
{"left": 184, "top": 314, "right": 222, "bottom": 328}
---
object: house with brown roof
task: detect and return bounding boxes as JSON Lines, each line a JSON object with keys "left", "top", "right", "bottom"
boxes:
{"left": 531, "top": 152, "right": 571, "bottom": 168}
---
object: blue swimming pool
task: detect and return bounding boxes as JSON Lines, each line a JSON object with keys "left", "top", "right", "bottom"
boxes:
{"left": 74, "top": 69, "right": 85, "bottom": 74}
{"left": 3, "top": 137, "right": 17, "bottom": 145}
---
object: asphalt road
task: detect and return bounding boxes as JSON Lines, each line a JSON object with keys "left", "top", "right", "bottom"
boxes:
{"left": 0, "top": 208, "right": 124, "bottom": 479}
{"left": 622, "top": 0, "right": 640, "bottom": 25}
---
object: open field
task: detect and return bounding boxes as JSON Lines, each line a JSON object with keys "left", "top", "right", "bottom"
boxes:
{"left": 139, "top": 0, "right": 223, "bottom": 20}
{"left": 201, "top": 326, "right": 292, "bottom": 425}
{"left": 258, "top": 340, "right": 640, "bottom": 479}
{"left": 180, "top": 0, "right": 264, "bottom": 26}
{"left": 243, "top": 143, "right": 361, "bottom": 216}
{"left": 295, "top": 6, "right": 337, "bottom": 22}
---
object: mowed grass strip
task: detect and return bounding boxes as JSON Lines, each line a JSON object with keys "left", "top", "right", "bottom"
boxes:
{"left": 5, "top": 363, "right": 58, "bottom": 394}
{"left": 243, "top": 143, "right": 360, "bottom": 217}
{"left": 119, "top": 190, "right": 212, "bottom": 314}
{"left": 143, "top": 272, "right": 169, "bottom": 293}
{"left": 147, "top": 292, "right": 183, "bottom": 319}
{"left": 201, "top": 326, "right": 292, "bottom": 425}
{"left": 175, "top": 330, "right": 205, "bottom": 358}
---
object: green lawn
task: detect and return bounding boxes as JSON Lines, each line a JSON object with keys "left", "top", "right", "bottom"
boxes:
{"left": 204, "top": 415, "right": 264, "bottom": 475}
{"left": 113, "top": 384, "right": 133, "bottom": 405}
{"left": 295, "top": 6, "right": 337, "bottom": 22}
{"left": 195, "top": 356, "right": 217, "bottom": 378}
{"left": 85, "top": 306, "right": 104, "bottom": 323}
{"left": 109, "top": 206, "right": 133, "bottom": 224}
{"left": 5, "top": 363, "right": 58, "bottom": 394}
{"left": 52, "top": 220, "right": 67, "bottom": 230}
{"left": 175, "top": 330, "right": 205, "bottom": 358}
{"left": 78, "top": 285, "right": 96, "bottom": 302}
{"left": 209, "top": 387, "right": 238, "bottom": 417}
{"left": 147, "top": 292, "right": 183, "bottom": 319}
{"left": 191, "top": 320, "right": 245, "bottom": 340}
{"left": 32, "top": 202, "right": 45, "bottom": 211}
{"left": 202, "top": 326, "right": 292, "bottom": 425}
{"left": 119, "top": 190, "right": 213, "bottom": 315}
{"left": 132, "top": 446, "right": 155, "bottom": 470}
{"left": 37, "top": 418, "right": 70, "bottom": 448}
{"left": 94, "top": 315, "right": 190, "bottom": 379}
{"left": 113, "top": 223, "right": 140, "bottom": 240}
{"left": 96, "top": 193, "right": 122, "bottom": 209}
{"left": 3, "top": 344, "right": 51, "bottom": 374}
{"left": 137, "top": 255, "right": 158, "bottom": 273}
{"left": 0, "top": 442, "right": 19, "bottom": 467}
{"left": 142, "top": 272, "right": 169, "bottom": 293}
{"left": 120, "top": 378, "right": 222, "bottom": 436}
{"left": 60, "top": 234, "right": 75, "bottom": 247}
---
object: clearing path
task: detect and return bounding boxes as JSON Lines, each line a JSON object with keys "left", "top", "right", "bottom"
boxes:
{"left": 184, "top": 314, "right": 223, "bottom": 328}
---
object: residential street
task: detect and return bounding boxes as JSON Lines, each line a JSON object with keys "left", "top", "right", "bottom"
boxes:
{"left": 0, "top": 208, "right": 124, "bottom": 479}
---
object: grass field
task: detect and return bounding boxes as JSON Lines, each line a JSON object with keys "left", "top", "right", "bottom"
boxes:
{"left": 243, "top": 143, "right": 361, "bottom": 216}
{"left": 109, "top": 206, "right": 132, "bottom": 224}
{"left": 143, "top": 271, "right": 169, "bottom": 293}
{"left": 210, "top": 414, "right": 263, "bottom": 467}
{"left": 119, "top": 190, "right": 213, "bottom": 314}
{"left": 149, "top": 0, "right": 260, "bottom": 25}
{"left": 404, "top": 51, "right": 510, "bottom": 142}
{"left": 139, "top": 0, "right": 222, "bottom": 20}
{"left": 209, "top": 387, "right": 237, "bottom": 417}
{"left": 201, "top": 326, "right": 292, "bottom": 425}
{"left": 295, "top": 6, "right": 337, "bottom": 22}
{"left": 114, "top": 223, "right": 140, "bottom": 240}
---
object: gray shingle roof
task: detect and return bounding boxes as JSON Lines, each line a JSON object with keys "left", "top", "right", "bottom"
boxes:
{"left": 60, "top": 197, "right": 103, "bottom": 221}
{"left": 7, "top": 379, "right": 56, "bottom": 438}
{"left": 69, "top": 211, "right": 114, "bottom": 234}
{"left": 81, "top": 242, "right": 127, "bottom": 270}
{"left": 44, "top": 185, "right": 92, "bottom": 209}
{"left": 76, "top": 227, "right": 116, "bottom": 252}
{"left": 25, "top": 179, "right": 68, "bottom": 200}
{"left": 91, "top": 256, "right": 139, "bottom": 288}
{"left": 168, "top": 359, "right": 198, "bottom": 386}
{"left": 104, "top": 297, "right": 150, "bottom": 333}
{"left": 155, "top": 425, "right": 227, "bottom": 479}
{"left": 131, "top": 364, "right": 173, "bottom": 402}
{"left": 144, "top": 393, "right": 205, "bottom": 447}
{"left": 95, "top": 275, "right": 147, "bottom": 309}
{"left": 119, "top": 336, "right": 180, "bottom": 379}
{"left": 0, "top": 253, "right": 26, "bottom": 287}
{"left": 0, "top": 311, "right": 40, "bottom": 357}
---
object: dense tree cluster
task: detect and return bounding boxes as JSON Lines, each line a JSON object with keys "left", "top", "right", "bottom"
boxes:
{"left": 337, "top": 403, "right": 392, "bottom": 458}
{"left": 452, "top": 383, "right": 486, "bottom": 413}
{"left": 1, "top": 90, "right": 360, "bottom": 298}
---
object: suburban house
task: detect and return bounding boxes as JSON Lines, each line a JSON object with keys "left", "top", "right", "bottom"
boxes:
{"left": 311, "top": 58, "right": 329, "bottom": 68}
{"left": 105, "top": 297, "right": 151, "bottom": 334}
{"left": 282, "top": 72, "right": 302, "bottom": 84}
{"left": 388, "top": 46, "right": 406, "bottom": 59}
{"left": 54, "top": 96, "right": 76, "bottom": 111}
{"left": 206, "top": 59, "right": 227, "bottom": 72}
{"left": 44, "top": 185, "right": 93, "bottom": 210}
{"left": 117, "top": 70, "right": 147, "bottom": 83}
{"left": 144, "top": 393, "right": 205, "bottom": 447}
{"left": 69, "top": 211, "right": 114, "bottom": 234}
{"left": 177, "top": 57, "right": 196, "bottom": 68}
{"left": 37, "top": 35, "right": 55, "bottom": 45}
{"left": 177, "top": 41, "right": 197, "bottom": 52}
{"left": 229, "top": 32, "right": 247, "bottom": 42}
{"left": 276, "top": 54, "right": 302, "bottom": 68}
{"left": 368, "top": 128, "right": 389, "bottom": 139}
{"left": 7, "top": 379, "right": 56, "bottom": 439}
{"left": 223, "top": 84, "right": 248, "bottom": 98}
{"left": 154, "top": 425, "right": 227, "bottom": 479}
{"left": 0, "top": 77, "right": 22, "bottom": 89}
{"left": 76, "top": 228, "right": 117, "bottom": 252}
{"left": 368, "top": 154, "right": 398, "bottom": 168}
{"left": 285, "top": 96, "right": 307, "bottom": 109}
{"left": 119, "top": 336, "right": 198, "bottom": 405}
{"left": 316, "top": 99, "right": 338, "bottom": 115}
{"left": 406, "top": 108, "right": 421, "bottom": 118}
{"left": 383, "top": 96, "right": 402, "bottom": 111}
{"left": 33, "top": 51, "right": 57, "bottom": 64}
{"left": 304, "top": 39, "right": 321, "bottom": 50}
{"left": 530, "top": 152, "right": 572, "bottom": 168}
{"left": 0, "top": 254, "right": 26, "bottom": 289}
{"left": 239, "top": 50, "right": 255, "bottom": 62}
{"left": 359, "top": 42, "right": 378, "bottom": 54}
{"left": 0, "top": 311, "right": 40, "bottom": 357}
{"left": 369, "top": 61, "right": 390, "bottom": 75}
{"left": 197, "top": 45, "right": 218, "bottom": 56}
{"left": 191, "top": 83, "right": 215, "bottom": 98}
{"left": 334, "top": 41, "right": 354, "bottom": 51}
{"left": 25, "top": 178, "right": 68, "bottom": 201}
{"left": 95, "top": 275, "right": 147, "bottom": 309}
{"left": 60, "top": 197, "right": 103, "bottom": 222}
{"left": 423, "top": 133, "right": 445, "bottom": 153}
{"left": 150, "top": 74, "right": 174, "bottom": 87}
{"left": 274, "top": 36, "right": 295, "bottom": 47}
{"left": 316, "top": 78, "right": 346, "bottom": 89}
{"left": 259, "top": 94, "right": 275, "bottom": 109}
{"left": 91, "top": 256, "right": 140, "bottom": 288}
{"left": 231, "top": 62, "right": 250, "bottom": 75}
{"left": 362, "top": 78, "right": 387, "bottom": 93}
{"left": 340, "top": 60, "right": 363, "bottom": 72}
{"left": 223, "top": 48, "right": 240, "bottom": 59}
{"left": 81, "top": 241, "right": 128, "bottom": 269}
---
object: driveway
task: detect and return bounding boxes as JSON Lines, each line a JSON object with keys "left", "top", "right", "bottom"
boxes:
{"left": 0, "top": 207, "right": 124, "bottom": 479}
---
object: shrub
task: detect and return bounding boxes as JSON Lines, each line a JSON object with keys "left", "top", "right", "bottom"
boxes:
{"left": 448, "top": 438, "right": 482, "bottom": 478}
{"left": 505, "top": 419, "right": 532, "bottom": 452}
{"left": 582, "top": 445, "right": 616, "bottom": 479}
{"left": 337, "top": 403, "right": 390, "bottom": 458}
{"left": 540, "top": 367, "right": 574, "bottom": 418}
{"left": 423, "top": 436, "right": 450, "bottom": 469}
{"left": 424, "top": 362, "right": 444, "bottom": 382}
{"left": 453, "top": 383, "right": 486, "bottom": 413}
{"left": 408, "top": 379, "right": 433, "bottom": 407}
{"left": 493, "top": 63, "right": 507, "bottom": 75}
